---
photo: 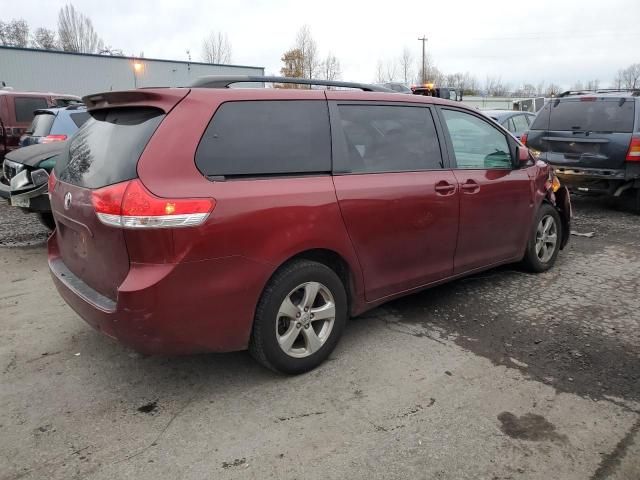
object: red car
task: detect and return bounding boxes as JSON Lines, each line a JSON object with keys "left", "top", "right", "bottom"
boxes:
{"left": 48, "top": 76, "right": 571, "bottom": 374}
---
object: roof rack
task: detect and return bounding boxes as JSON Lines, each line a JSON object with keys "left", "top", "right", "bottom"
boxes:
{"left": 190, "top": 75, "right": 394, "bottom": 92}
{"left": 558, "top": 88, "right": 640, "bottom": 97}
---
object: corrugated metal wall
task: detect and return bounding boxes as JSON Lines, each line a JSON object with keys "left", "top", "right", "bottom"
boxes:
{"left": 0, "top": 47, "right": 264, "bottom": 96}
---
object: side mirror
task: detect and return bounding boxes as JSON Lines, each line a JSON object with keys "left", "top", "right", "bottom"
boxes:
{"left": 515, "top": 146, "right": 531, "bottom": 167}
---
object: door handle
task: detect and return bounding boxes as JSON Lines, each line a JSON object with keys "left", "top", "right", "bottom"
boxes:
{"left": 434, "top": 181, "right": 456, "bottom": 196}
{"left": 460, "top": 180, "right": 480, "bottom": 194}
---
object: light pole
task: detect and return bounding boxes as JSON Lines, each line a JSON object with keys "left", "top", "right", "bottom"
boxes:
{"left": 418, "top": 36, "right": 427, "bottom": 84}
{"left": 132, "top": 61, "right": 143, "bottom": 88}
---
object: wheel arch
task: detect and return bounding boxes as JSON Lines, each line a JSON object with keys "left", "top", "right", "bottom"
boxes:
{"left": 544, "top": 186, "right": 571, "bottom": 250}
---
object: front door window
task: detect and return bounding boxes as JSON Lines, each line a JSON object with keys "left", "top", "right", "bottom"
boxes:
{"left": 441, "top": 109, "right": 512, "bottom": 169}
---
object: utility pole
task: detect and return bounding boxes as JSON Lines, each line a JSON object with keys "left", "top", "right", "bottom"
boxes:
{"left": 418, "top": 35, "right": 427, "bottom": 84}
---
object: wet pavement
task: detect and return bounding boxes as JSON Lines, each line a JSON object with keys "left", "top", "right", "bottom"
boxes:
{"left": 0, "top": 196, "right": 638, "bottom": 480}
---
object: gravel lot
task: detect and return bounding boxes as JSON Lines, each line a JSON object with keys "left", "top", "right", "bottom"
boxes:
{"left": 0, "top": 197, "right": 639, "bottom": 480}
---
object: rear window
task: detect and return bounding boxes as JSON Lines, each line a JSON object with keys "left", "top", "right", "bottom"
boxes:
{"left": 55, "top": 107, "right": 164, "bottom": 189}
{"left": 14, "top": 97, "right": 49, "bottom": 123}
{"left": 29, "top": 113, "right": 56, "bottom": 136}
{"left": 69, "top": 112, "right": 91, "bottom": 128}
{"left": 195, "top": 100, "right": 331, "bottom": 177}
{"left": 511, "top": 114, "right": 529, "bottom": 132}
{"left": 531, "top": 99, "right": 636, "bottom": 132}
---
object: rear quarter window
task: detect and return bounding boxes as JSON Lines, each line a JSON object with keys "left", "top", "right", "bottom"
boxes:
{"left": 55, "top": 107, "right": 164, "bottom": 189}
{"left": 195, "top": 100, "right": 331, "bottom": 177}
{"left": 69, "top": 112, "right": 91, "bottom": 128}
{"left": 14, "top": 97, "right": 49, "bottom": 123}
{"left": 531, "top": 99, "right": 635, "bottom": 132}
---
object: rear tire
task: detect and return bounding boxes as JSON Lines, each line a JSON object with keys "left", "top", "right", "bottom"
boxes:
{"left": 521, "top": 203, "right": 562, "bottom": 273}
{"left": 37, "top": 212, "right": 55, "bottom": 231}
{"left": 249, "top": 260, "right": 347, "bottom": 375}
{"left": 618, "top": 187, "right": 640, "bottom": 214}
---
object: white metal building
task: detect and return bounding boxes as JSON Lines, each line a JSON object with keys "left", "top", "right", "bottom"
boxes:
{"left": 0, "top": 46, "right": 264, "bottom": 97}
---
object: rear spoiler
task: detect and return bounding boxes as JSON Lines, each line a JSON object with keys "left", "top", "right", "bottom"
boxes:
{"left": 82, "top": 89, "right": 189, "bottom": 113}
{"left": 33, "top": 109, "right": 57, "bottom": 115}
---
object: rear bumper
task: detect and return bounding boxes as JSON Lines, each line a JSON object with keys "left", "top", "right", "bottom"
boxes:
{"left": 552, "top": 166, "right": 627, "bottom": 181}
{"left": 11, "top": 191, "right": 51, "bottom": 212}
{"left": 1, "top": 168, "right": 51, "bottom": 211}
{"left": 48, "top": 232, "right": 273, "bottom": 355}
{"left": 552, "top": 165, "right": 640, "bottom": 195}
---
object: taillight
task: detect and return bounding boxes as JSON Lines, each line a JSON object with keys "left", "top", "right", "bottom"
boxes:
{"left": 520, "top": 132, "right": 528, "bottom": 146}
{"left": 92, "top": 179, "right": 215, "bottom": 229}
{"left": 626, "top": 136, "right": 640, "bottom": 162}
{"left": 41, "top": 134, "right": 67, "bottom": 143}
{"left": 48, "top": 170, "right": 57, "bottom": 193}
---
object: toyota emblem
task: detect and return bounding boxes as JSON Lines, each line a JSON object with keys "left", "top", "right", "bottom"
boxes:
{"left": 64, "top": 192, "right": 72, "bottom": 210}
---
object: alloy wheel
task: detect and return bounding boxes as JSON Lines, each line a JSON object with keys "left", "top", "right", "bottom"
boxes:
{"left": 275, "top": 282, "right": 336, "bottom": 358}
{"left": 535, "top": 214, "right": 558, "bottom": 263}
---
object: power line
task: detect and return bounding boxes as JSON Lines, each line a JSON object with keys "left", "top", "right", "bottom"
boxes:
{"left": 470, "top": 31, "right": 640, "bottom": 41}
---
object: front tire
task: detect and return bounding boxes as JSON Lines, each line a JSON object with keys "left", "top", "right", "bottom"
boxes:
{"left": 521, "top": 203, "right": 562, "bottom": 273}
{"left": 249, "top": 260, "right": 347, "bottom": 374}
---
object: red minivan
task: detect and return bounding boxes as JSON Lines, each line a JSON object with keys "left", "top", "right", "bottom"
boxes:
{"left": 48, "top": 77, "right": 571, "bottom": 374}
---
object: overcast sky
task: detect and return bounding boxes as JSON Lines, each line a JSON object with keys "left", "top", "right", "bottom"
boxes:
{"left": 10, "top": 0, "right": 640, "bottom": 90}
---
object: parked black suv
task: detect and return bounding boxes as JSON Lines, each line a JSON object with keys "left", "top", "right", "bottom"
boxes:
{"left": 525, "top": 89, "right": 640, "bottom": 211}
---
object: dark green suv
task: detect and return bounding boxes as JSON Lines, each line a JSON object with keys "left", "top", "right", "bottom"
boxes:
{"left": 0, "top": 142, "right": 64, "bottom": 230}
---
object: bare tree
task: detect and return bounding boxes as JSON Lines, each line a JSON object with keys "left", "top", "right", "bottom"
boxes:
{"left": 295, "top": 25, "right": 320, "bottom": 79}
{"left": 31, "top": 28, "right": 58, "bottom": 50}
{"left": 545, "top": 83, "right": 561, "bottom": 97}
{"left": 613, "top": 69, "right": 624, "bottom": 89}
{"left": 514, "top": 83, "right": 537, "bottom": 97}
{"left": 0, "top": 19, "right": 29, "bottom": 47}
{"left": 445, "top": 72, "right": 480, "bottom": 95}
{"left": 522, "top": 83, "right": 537, "bottom": 97}
{"left": 320, "top": 53, "right": 341, "bottom": 81}
{"left": 620, "top": 63, "right": 640, "bottom": 89}
{"left": 202, "top": 31, "right": 232, "bottom": 64}
{"left": 374, "top": 61, "right": 385, "bottom": 84}
{"left": 57, "top": 4, "right": 103, "bottom": 53}
{"left": 463, "top": 73, "right": 477, "bottom": 95}
{"left": 585, "top": 79, "right": 600, "bottom": 91}
{"left": 385, "top": 59, "right": 397, "bottom": 83}
{"left": 374, "top": 59, "right": 398, "bottom": 83}
{"left": 485, "top": 76, "right": 510, "bottom": 96}
{"left": 399, "top": 47, "right": 413, "bottom": 85}
{"left": 415, "top": 55, "right": 444, "bottom": 85}
{"left": 571, "top": 81, "right": 584, "bottom": 91}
